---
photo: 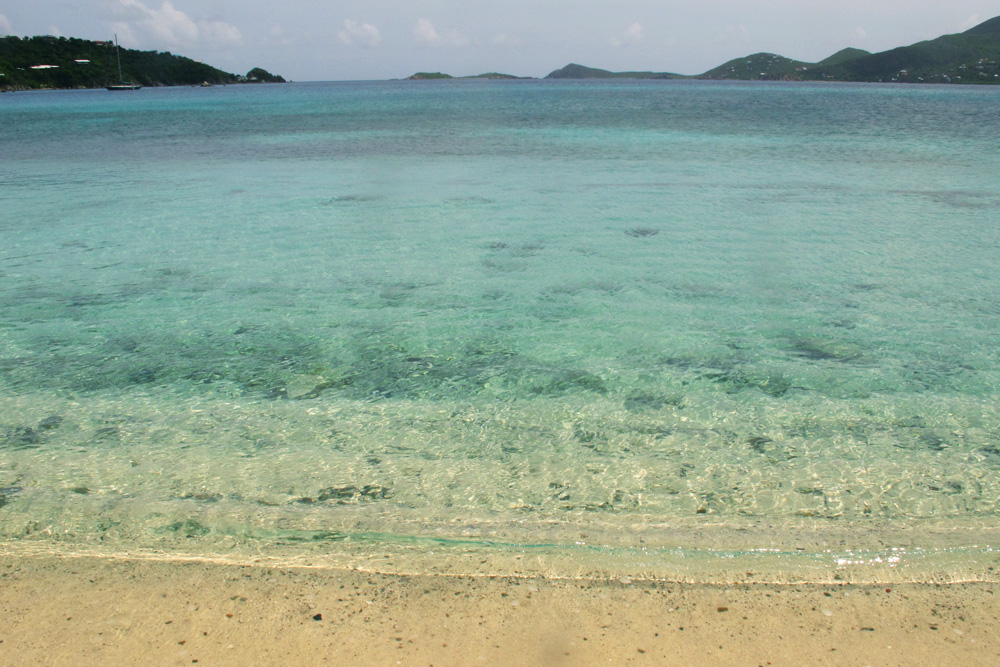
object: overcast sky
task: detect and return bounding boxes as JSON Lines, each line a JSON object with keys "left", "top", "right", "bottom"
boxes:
{"left": 1, "top": 1, "right": 996, "bottom": 81}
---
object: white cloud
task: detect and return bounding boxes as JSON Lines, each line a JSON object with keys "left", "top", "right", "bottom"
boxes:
{"left": 109, "top": 0, "right": 242, "bottom": 49}
{"left": 150, "top": 1, "right": 198, "bottom": 43}
{"left": 611, "top": 22, "right": 643, "bottom": 48}
{"left": 414, "top": 18, "right": 440, "bottom": 45}
{"left": 200, "top": 19, "right": 242, "bottom": 46}
{"left": 413, "top": 18, "right": 470, "bottom": 47}
{"left": 854, "top": 26, "right": 868, "bottom": 40}
{"left": 338, "top": 20, "right": 381, "bottom": 47}
{"left": 0, "top": 14, "right": 13, "bottom": 35}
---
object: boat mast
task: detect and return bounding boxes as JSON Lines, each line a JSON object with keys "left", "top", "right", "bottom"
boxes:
{"left": 114, "top": 33, "right": 124, "bottom": 84}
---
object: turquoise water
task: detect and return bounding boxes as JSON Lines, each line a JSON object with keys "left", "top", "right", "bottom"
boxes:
{"left": 3, "top": 80, "right": 1000, "bottom": 581}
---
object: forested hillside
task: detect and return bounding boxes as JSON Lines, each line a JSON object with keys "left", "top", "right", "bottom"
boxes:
{"left": 0, "top": 35, "right": 284, "bottom": 90}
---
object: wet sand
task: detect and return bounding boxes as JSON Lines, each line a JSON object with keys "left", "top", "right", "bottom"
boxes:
{"left": 1, "top": 553, "right": 998, "bottom": 665}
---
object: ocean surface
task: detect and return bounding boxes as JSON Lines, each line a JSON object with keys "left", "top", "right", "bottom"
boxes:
{"left": 3, "top": 80, "right": 1000, "bottom": 582}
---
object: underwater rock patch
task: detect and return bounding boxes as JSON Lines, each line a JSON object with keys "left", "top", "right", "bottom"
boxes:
{"left": 625, "top": 227, "right": 659, "bottom": 237}
{"left": 315, "top": 485, "right": 392, "bottom": 503}
{"left": 920, "top": 433, "right": 949, "bottom": 451}
{"left": 127, "top": 366, "right": 160, "bottom": 385}
{"left": 787, "top": 336, "right": 863, "bottom": 362}
{"left": 9, "top": 322, "right": 327, "bottom": 397}
{"left": 233, "top": 324, "right": 263, "bottom": 336}
{"left": 0, "top": 488, "right": 19, "bottom": 508}
{"left": 329, "top": 194, "right": 384, "bottom": 203}
{"left": 548, "top": 482, "right": 571, "bottom": 502}
{"left": 277, "top": 530, "right": 347, "bottom": 544}
{"left": 528, "top": 369, "right": 608, "bottom": 396}
{"left": 1, "top": 426, "right": 44, "bottom": 449}
{"left": 704, "top": 367, "right": 792, "bottom": 397}
{"left": 582, "top": 489, "right": 639, "bottom": 512}
{"left": 447, "top": 196, "right": 495, "bottom": 205}
{"left": 978, "top": 446, "right": 1000, "bottom": 464}
{"left": 284, "top": 374, "right": 340, "bottom": 400}
{"left": 1, "top": 415, "right": 64, "bottom": 450}
{"left": 179, "top": 492, "right": 224, "bottom": 503}
{"left": 926, "top": 480, "right": 964, "bottom": 495}
{"left": 746, "top": 436, "right": 797, "bottom": 461}
{"left": 329, "top": 338, "right": 563, "bottom": 401}
{"left": 624, "top": 392, "right": 684, "bottom": 411}
{"left": 92, "top": 426, "right": 122, "bottom": 443}
{"left": 161, "top": 518, "right": 211, "bottom": 538}
{"left": 37, "top": 415, "right": 64, "bottom": 430}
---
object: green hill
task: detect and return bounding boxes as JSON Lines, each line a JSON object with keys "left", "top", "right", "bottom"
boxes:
{"left": 805, "top": 17, "right": 1000, "bottom": 83}
{"left": 697, "top": 17, "right": 1000, "bottom": 84}
{"left": 545, "top": 63, "right": 683, "bottom": 79}
{"left": 699, "top": 52, "right": 812, "bottom": 80}
{"left": 246, "top": 67, "right": 286, "bottom": 83}
{"left": 818, "top": 48, "right": 871, "bottom": 66}
{"left": 962, "top": 15, "right": 1000, "bottom": 36}
{"left": 0, "top": 35, "right": 284, "bottom": 90}
{"left": 544, "top": 16, "right": 1000, "bottom": 85}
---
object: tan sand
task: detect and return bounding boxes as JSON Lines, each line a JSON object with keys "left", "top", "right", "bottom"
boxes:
{"left": 1, "top": 553, "right": 998, "bottom": 666}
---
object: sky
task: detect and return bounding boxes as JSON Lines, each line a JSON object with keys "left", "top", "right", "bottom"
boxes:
{"left": 1, "top": 1, "right": 997, "bottom": 81}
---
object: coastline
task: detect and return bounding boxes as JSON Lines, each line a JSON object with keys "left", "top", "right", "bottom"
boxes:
{"left": 4, "top": 77, "right": 1000, "bottom": 666}
{"left": 2, "top": 552, "right": 998, "bottom": 665}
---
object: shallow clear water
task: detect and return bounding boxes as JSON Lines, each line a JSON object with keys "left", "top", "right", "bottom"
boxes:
{"left": 3, "top": 80, "right": 1000, "bottom": 581}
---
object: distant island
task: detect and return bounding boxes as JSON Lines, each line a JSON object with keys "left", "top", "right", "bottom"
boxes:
{"left": 411, "top": 15, "right": 1000, "bottom": 84}
{"left": 0, "top": 35, "right": 286, "bottom": 91}
{"left": 544, "top": 63, "right": 683, "bottom": 80}
{"left": 407, "top": 72, "right": 526, "bottom": 80}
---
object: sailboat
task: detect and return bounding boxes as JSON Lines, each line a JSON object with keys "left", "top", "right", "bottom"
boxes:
{"left": 106, "top": 34, "right": 142, "bottom": 90}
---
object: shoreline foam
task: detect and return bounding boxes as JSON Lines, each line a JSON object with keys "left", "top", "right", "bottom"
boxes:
{"left": 3, "top": 535, "right": 999, "bottom": 586}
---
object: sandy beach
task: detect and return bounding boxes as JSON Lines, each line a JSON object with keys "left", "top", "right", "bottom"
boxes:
{"left": 2, "top": 552, "right": 998, "bottom": 666}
